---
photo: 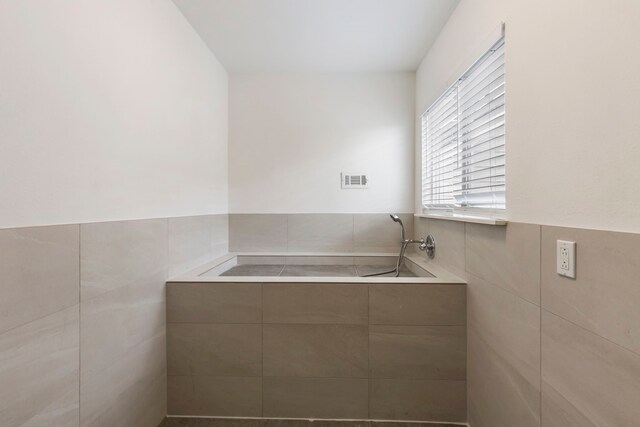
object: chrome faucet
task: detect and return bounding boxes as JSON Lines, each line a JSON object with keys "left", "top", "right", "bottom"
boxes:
{"left": 361, "top": 214, "right": 436, "bottom": 277}
{"left": 389, "top": 214, "right": 427, "bottom": 251}
{"left": 389, "top": 214, "right": 434, "bottom": 254}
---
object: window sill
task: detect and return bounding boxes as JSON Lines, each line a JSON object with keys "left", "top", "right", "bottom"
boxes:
{"left": 414, "top": 212, "right": 508, "bottom": 226}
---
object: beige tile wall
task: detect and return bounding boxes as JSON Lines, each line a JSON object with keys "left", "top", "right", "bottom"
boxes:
{"left": 6, "top": 212, "right": 636, "bottom": 426}
{"left": 168, "top": 215, "right": 229, "bottom": 277}
{"left": 166, "top": 280, "right": 467, "bottom": 422}
{"left": 0, "top": 225, "right": 80, "bottom": 427}
{"left": 0, "top": 215, "right": 228, "bottom": 427}
{"left": 414, "top": 216, "right": 640, "bottom": 427}
{"left": 229, "top": 213, "right": 414, "bottom": 253}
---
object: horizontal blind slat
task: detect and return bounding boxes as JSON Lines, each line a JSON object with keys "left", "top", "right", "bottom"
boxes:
{"left": 423, "top": 36, "right": 505, "bottom": 210}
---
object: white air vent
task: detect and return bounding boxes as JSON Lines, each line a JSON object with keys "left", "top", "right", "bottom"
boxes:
{"left": 341, "top": 173, "right": 368, "bottom": 189}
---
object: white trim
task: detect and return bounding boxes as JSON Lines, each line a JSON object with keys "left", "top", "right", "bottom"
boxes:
{"left": 415, "top": 212, "right": 507, "bottom": 226}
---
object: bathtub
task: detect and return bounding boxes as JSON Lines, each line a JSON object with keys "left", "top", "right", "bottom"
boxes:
{"left": 166, "top": 253, "right": 467, "bottom": 423}
{"left": 169, "top": 252, "right": 464, "bottom": 283}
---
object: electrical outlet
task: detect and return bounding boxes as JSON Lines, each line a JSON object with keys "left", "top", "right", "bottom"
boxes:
{"left": 557, "top": 240, "right": 576, "bottom": 279}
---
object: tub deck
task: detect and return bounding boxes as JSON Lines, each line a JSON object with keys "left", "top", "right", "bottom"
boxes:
{"left": 219, "top": 264, "right": 418, "bottom": 278}
{"left": 168, "top": 252, "right": 465, "bottom": 284}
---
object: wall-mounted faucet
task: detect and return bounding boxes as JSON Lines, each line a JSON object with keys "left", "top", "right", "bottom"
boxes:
{"left": 389, "top": 214, "right": 435, "bottom": 257}
{"left": 361, "top": 214, "right": 436, "bottom": 277}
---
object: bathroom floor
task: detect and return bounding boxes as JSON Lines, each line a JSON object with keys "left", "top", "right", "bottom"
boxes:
{"left": 219, "top": 264, "right": 417, "bottom": 277}
{"left": 158, "top": 418, "right": 460, "bottom": 427}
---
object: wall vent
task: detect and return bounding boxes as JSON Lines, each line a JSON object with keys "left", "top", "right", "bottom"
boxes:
{"left": 341, "top": 173, "right": 368, "bottom": 189}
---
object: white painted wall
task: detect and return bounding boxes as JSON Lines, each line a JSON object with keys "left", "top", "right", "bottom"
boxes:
{"left": 172, "top": 0, "right": 460, "bottom": 73}
{"left": 229, "top": 73, "right": 415, "bottom": 213}
{"left": 0, "top": 0, "right": 228, "bottom": 229}
{"left": 416, "top": 0, "right": 640, "bottom": 233}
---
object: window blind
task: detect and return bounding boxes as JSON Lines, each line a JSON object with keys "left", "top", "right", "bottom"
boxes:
{"left": 422, "top": 35, "right": 506, "bottom": 211}
{"left": 422, "top": 87, "right": 458, "bottom": 207}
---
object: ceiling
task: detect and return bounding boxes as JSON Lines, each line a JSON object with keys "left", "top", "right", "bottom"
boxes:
{"left": 172, "top": 0, "right": 460, "bottom": 73}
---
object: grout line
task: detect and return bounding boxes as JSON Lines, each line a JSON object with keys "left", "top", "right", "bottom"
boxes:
{"left": 462, "top": 222, "right": 467, "bottom": 274}
{"left": 539, "top": 224, "right": 543, "bottom": 423}
{"left": 460, "top": 220, "right": 470, "bottom": 424}
{"left": 285, "top": 214, "right": 289, "bottom": 253}
{"left": 78, "top": 223, "right": 82, "bottom": 427}
{"left": 261, "top": 282, "right": 264, "bottom": 417}
{"left": 352, "top": 213, "right": 355, "bottom": 254}
{"left": 367, "top": 283, "right": 371, "bottom": 418}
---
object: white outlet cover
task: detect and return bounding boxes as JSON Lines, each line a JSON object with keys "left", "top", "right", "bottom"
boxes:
{"left": 557, "top": 240, "right": 576, "bottom": 279}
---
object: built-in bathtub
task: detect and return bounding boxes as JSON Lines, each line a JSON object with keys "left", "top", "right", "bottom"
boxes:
{"left": 171, "top": 252, "right": 464, "bottom": 283}
{"left": 166, "top": 253, "right": 467, "bottom": 424}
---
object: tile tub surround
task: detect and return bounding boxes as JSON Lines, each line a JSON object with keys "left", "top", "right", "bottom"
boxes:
{"left": 229, "top": 214, "right": 414, "bottom": 253}
{"left": 166, "top": 280, "right": 467, "bottom": 422}
{"left": 0, "top": 214, "right": 228, "bottom": 427}
{"left": 413, "top": 216, "right": 640, "bottom": 427}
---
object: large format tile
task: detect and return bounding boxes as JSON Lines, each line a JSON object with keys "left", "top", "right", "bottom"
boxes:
{"left": 413, "top": 217, "right": 428, "bottom": 251}
{"left": 354, "top": 256, "right": 397, "bottom": 266}
{"left": 280, "top": 264, "right": 357, "bottom": 277}
{"left": 287, "top": 214, "right": 353, "bottom": 252}
{"left": 467, "top": 274, "right": 540, "bottom": 427}
{"left": 168, "top": 214, "right": 228, "bottom": 277}
{"left": 369, "top": 284, "right": 466, "bottom": 325}
{"left": 0, "top": 225, "right": 79, "bottom": 335}
{"left": 541, "top": 311, "right": 640, "bottom": 427}
{"left": 80, "top": 218, "right": 167, "bottom": 301}
{"left": 286, "top": 256, "right": 355, "bottom": 266}
{"left": 369, "top": 379, "right": 466, "bottom": 422}
{"left": 263, "top": 377, "right": 369, "bottom": 419}
{"left": 353, "top": 214, "right": 412, "bottom": 253}
{"left": 0, "top": 306, "right": 79, "bottom": 427}
{"left": 81, "top": 278, "right": 165, "bottom": 378}
{"left": 541, "top": 384, "right": 591, "bottom": 427}
{"left": 541, "top": 225, "right": 640, "bottom": 354}
{"left": 369, "top": 325, "right": 466, "bottom": 380}
{"left": 22, "top": 386, "right": 79, "bottom": 427}
{"left": 167, "top": 282, "right": 262, "bottom": 324}
{"left": 263, "top": 324, "right": 368, "bottom": 378}
{"left": 422, "top": 218, "right": 466, "bottom": 277}
{"left": 168, "top": 323, "right": 262, "bottom": 377}
{"left": 263, "top": 283, "right": 368, "bottom": 324}
{"left": 168, "top": 376, "right": 262, "bottom": 417}
{"left": 229, "top": 214, "right": 287, "bottom": 252}
{"left": 356, "top": 265, "right": 418, "bottom": 278}
{"left": 220, "top": 264, "right": 284, "bottom": 277}
{"left": 466, "top": 222, "right": 541, "bottom": 304}
{"left": 80, "top": 330, "right": 166, "bottom": 427}
{"left": 237, "top": 256, "right": 287, "bottom": 265}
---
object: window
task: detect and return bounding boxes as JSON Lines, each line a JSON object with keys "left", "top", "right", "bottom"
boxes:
{"left": 422, "top": 35, "right": 506, "bottom": 215}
